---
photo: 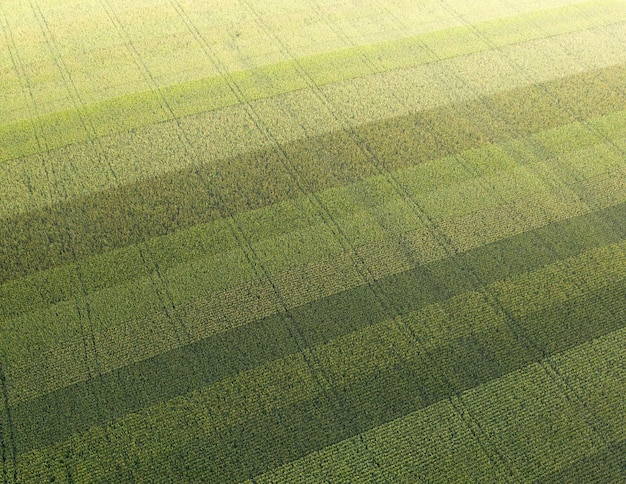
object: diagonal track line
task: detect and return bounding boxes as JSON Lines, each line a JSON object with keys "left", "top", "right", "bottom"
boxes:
{"left": 0, "top": 5, "right": 45, "bottom": 152}
{"left": 168, "top": 0, "right": 404, "bottom": 443}
{"left": 391, "top": 0, "right": 626, "bottom": 467}
{"left": 234, "top": 6, "right": 524, "bottom": 476}
{"left": 167, "top": 0, "right": 408, "bottom": 448}
{"left": 96, "top": 0, "right": 199, "bottom": 347}
{"left": 1, "top": 11, "right": 624, "bottom": 166}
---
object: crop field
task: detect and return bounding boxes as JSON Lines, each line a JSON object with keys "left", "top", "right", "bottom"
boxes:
{"left": 1, "top": 0, "right": 626, "bottom": 482}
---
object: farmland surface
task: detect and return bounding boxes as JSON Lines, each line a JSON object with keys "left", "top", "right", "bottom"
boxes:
{"left": 1, "top": 0, "right": 626, "bottom": 482}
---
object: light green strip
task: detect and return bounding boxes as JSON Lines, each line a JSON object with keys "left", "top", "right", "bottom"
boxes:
{"left": 0, "top": 0, "right": 595, "bottom": 124}
{"left": 3, "top": 25, "right": 626, "bottom": 223}
{"left": 3, "top": 23, "right": 626, "bottom": 223}
{"left": 1, "top": 0, "right": 624, "bottom": 165}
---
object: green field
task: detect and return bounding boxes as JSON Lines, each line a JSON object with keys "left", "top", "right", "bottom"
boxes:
{"left": 1, "top": 0, "right": 626, "bottom": 482}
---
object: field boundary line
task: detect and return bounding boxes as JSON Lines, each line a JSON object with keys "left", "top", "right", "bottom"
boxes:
{"left": 97, "top": 0, "right": 341, "bottom": 423}
{"left": 99, "top": 0, "right": 217, "bottom": 346}
{"left": 0, "top": 4, "right": 45, "bottom": 155}
{"left": 449, "top": 395, "right": 511, "bottom": 481}
{"left": 250, "top": 324, "right": 626, "bottom": 483}
{"left": 247, "top": 0, "right": 626, "bottom": 470}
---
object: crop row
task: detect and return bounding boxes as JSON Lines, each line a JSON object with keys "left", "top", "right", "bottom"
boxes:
{"left": 1, "top": 145, "right": 624, "bottom": 395}
{"left": 2, "top": 49, "right": 625, "bottom": 228}
{"left": 7, "top": 0, "right": 614, "bottom": 110}
{"left": 251, "top": 371, "right": 596, "bottom": 481}
{"left": 10, "top": 0, "right": 522, "bottom": 116}
{"left": 3, "top": 59, "right": 625, "bottom": 239}
{"left": 254, "top": 324, "right": 626, "bottom": 484}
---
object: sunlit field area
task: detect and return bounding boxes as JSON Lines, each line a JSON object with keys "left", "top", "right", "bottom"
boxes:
{"left": 1, "top": 0, "right": 626, "bottom": 481}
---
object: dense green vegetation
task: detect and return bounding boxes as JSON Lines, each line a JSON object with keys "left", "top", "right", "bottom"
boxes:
{"left": 1, "top": 0, "right": 625, "bottom": 482}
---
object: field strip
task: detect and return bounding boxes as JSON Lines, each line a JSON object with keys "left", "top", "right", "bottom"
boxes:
{"left": 4, "top": 0, "right": 585, "bottom": 122}
{"left": 13, "top": 278, "right": 626, "bottom": 481}
{"left": 532, "top": 107, "right": 626, "bottom": 155}
{"left": 551, "top": 329, "right": 626, "bottom": 445}
{"left": 2, "top": 109, "right": 624, "bottom": 319}
{"left": 1, "top": 3, "right": 625, "bottom": 164}
{"left": 4, "top": 207, "right": 625, "bottom": 406}
{"left": 573, "top": 165, "right": 626, "bottom": 210}
{"left": 2, "top": 68, "right": 626, "bottom": 289}
{"left": 2, "top": 1, "right": 625, "bottom": 481}
{"left": 1, "top": 32, "right": 625, "bottom": 240}
{"left": 1, "top": 171, "right": 623, "bottom": 400}
{"left": 4, "top": 205, "right": 622, "bottom": 406}
{"left": 541, "top": 444, "right": 626, "bottom": 482}
{"left": 250, "top": 326, "right": 626, "bottom": 483}
{"left": 0, "top": 0, "right": 608, "bottom": 125}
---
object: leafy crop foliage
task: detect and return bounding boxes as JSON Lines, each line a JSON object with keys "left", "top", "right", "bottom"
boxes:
{"left": 1, "top": 0, "right": 626, "bottom": 482}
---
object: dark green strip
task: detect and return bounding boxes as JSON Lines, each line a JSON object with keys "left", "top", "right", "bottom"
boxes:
{"left": 10, "top": 202, "right": 626, "bottom": 454}
{"left": 541, "top": 440, "right": 626, "bottom": 483}
{"left": 0, "top": 362, "right": 16, "bottom": 484}
{"left": 2, "top": 63, "right": 625, "bottom": 284}
{"left": 523, "top": 284, "right": 626, "bottom": 356}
